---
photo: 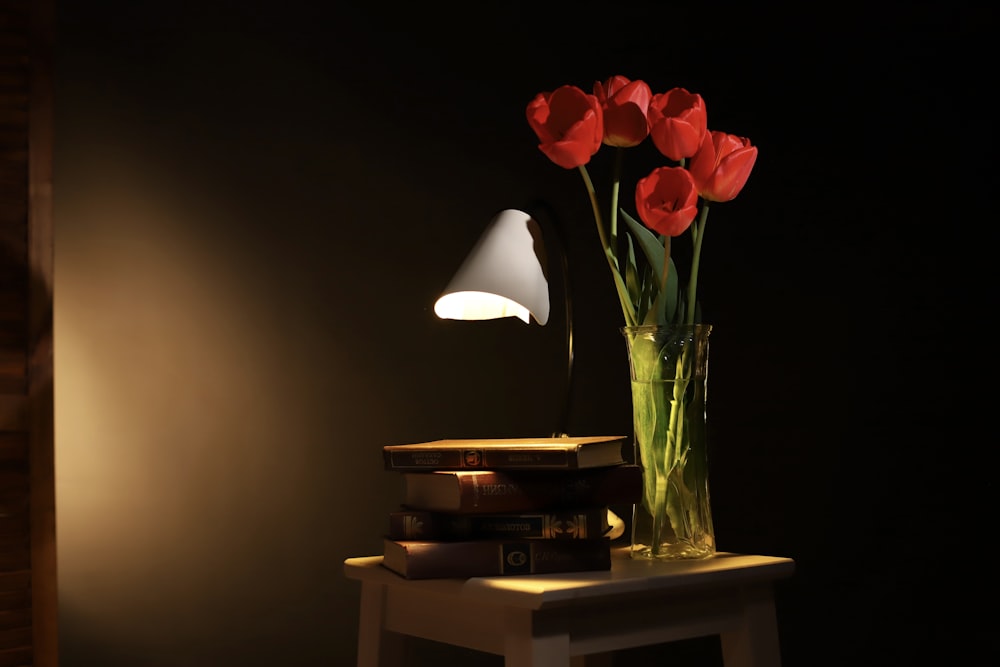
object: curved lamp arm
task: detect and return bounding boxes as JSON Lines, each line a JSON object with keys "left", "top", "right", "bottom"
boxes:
{"left": 527, "top": 200, "right": 574, "bottom": 438}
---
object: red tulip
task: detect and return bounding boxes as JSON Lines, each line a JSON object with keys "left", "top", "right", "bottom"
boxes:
{"left": 526, "top": 85, "right": 604, "bottom": 169}
{"left": 688, "top": 130, "right": 758, "bottom": 202}
{"left": 648, "top": 88, "right": 707, "bottom": 161}
{"left": 634, "top": 166, "right": 699, "bottom": 237}
{"left": 593, "top": 75, "right": 652, "bottom": 147}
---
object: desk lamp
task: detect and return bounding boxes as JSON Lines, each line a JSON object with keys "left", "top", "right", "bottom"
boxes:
{"left": 434, "top": 207, "right": 574, "bottom": 437}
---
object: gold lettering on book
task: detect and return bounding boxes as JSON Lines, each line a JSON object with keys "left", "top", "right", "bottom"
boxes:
{"left": 471, "top": 475, "right": 523, "bottom": 510}
{"left": 478, "top": 483, "right": 521, "bottom": 495}
{"left": 409, "top": 453, "right": 442, "bottom": 465}
{"left": 481, "top": 522, "right": 532, "bottom": 532}
{"left": 505, "top": 453, "right": 542, "bottom": 462}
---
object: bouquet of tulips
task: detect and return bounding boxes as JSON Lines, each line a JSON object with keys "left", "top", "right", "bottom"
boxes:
{"left": 525, "top": 76, "right": 758, "bottom": 558}
{"left": 525, "top": 76, "right": 757, "bottom": 328}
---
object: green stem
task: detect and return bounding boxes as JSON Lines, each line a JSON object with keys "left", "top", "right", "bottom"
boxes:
{"left": 659, "top": 336, "right": 699, "bottom": 554}
{"left": 660, "top": 235, "right": 671, "bottom": 296}
{"left": 578, "top": 164, "right": 607, "bottom": 250}
{"left": 669, "top": 350, "right": 689, "bottom": 473}
{"left": 578, "top": 165, "right": 637, "bottom": 326}
{"left": 646, "top": 359, "right": 668, "bottom": 556}
{"left": 685, "top": 203, "right": 711, "bottom": 325}
{"left": 639, "top": 336, "right": 685, "bottom": 556}
{"left": 610, "top": 148, "right": 624, "bottom": 245}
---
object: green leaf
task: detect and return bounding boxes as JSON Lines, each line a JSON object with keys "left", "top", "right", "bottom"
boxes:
{"left": 621, "top": 210, "right": 664, "bottom": 275}
{"left": 621, "top": 210, "right": 680, "bottom": 325}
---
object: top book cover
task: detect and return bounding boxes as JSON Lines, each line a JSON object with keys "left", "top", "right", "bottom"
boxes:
{"left": 383, "top": 436, "right": 628, "bottom": 471}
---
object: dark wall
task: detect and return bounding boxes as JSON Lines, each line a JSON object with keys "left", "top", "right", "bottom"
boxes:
{"left": 53, "top": 2, "right": 986, "bottom": 665}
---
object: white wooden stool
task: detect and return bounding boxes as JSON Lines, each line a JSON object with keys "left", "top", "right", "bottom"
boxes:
{"left": 344, "top": 548, "right": 794, "bottom": 666}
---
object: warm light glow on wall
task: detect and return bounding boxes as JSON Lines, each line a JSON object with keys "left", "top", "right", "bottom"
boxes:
{"left": 52, "top": 147, "right": 399, "bottom": 653}
{"left": 55, "top": 162, "right": 285, "bottom": 626}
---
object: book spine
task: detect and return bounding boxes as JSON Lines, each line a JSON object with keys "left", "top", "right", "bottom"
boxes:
{"left": 386, "top": 538, "right": 611, "bottom": 579}
{"left": 384, "top": 448, "right": 576, "bottom": 470}
{"left": 405, "top": 465, "right": 642, "bottom": 514}
{"left": 388, "top": 509, "right": 610, "bottom": 540}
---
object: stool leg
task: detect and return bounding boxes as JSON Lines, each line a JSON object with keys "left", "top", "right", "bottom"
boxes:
{"left": 503, "top": 609, "right": 571, "bottom": 667}
{"left": 356, "top": 582, "right": 405, "bottom": 667}
{"left": 720, "top": 586, "right": 782, "bottom": 667}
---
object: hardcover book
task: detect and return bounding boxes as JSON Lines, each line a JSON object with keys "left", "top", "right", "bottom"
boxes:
{"left": 383, "top": 435, "right": 627, "bottom": 471}
{"left": 388, "top": 507, "right": 617, "bottom": 541}
{"left": 399, "top": 464, "right": 643, "bottom": 514}
{"left": 381, "top": 537, "right": 612, "bottom": 579}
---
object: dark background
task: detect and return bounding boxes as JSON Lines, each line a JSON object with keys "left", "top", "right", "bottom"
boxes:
{"left": 52, "top": 2, "right": 988, "bottom": 665}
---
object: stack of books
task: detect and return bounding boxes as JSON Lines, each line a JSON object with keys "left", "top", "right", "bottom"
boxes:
{"left": 379, "top": 435, "right": 642, "bottom": 579}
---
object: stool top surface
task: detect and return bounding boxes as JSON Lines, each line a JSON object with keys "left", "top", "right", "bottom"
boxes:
{"left": 344, "top": 548, "right": 794, "bottom": 609}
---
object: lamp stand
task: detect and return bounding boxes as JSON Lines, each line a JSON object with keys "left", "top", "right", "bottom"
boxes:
{"left": 526, "top": 200, "right": 574, "bottom": 438}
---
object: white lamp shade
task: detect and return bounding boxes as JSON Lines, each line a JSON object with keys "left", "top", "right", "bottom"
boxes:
{"left": 434, "top": 209, "right": 550, "bottom": 325}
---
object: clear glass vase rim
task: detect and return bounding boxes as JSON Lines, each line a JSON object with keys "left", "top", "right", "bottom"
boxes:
{"left": 620, "top": 323, "right": 712, "bottom": 335}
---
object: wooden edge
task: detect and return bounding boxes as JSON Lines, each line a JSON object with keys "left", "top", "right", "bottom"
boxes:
{"left": 27, "top": 0, "right": 57, "bottom": 665}
{"left": 344, "top": 551, "right": 796, "bottom": 611}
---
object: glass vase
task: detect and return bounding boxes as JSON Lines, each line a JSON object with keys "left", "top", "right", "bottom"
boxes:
{"left": 622, "top": 324, "right": 715, "bottom": 560}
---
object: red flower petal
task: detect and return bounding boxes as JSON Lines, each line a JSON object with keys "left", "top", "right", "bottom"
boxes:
{"left": 634, "top": 166, "right": 699, "bottom": 237}
{"left": 526, "top": 85, "right": 603, "bottom": 168}
{"left": 648, "top": 88, "right": 707, "bottom": 161}
{"left": 689, "top": 130, "right": 757, "bottom": 202}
